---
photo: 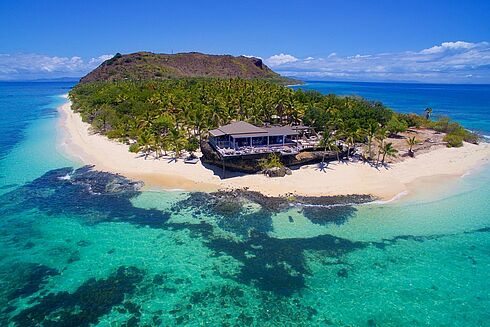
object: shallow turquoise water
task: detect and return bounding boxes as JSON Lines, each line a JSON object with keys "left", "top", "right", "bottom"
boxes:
{"left": 0, "top": 82, "right": 489, "bottom": 326}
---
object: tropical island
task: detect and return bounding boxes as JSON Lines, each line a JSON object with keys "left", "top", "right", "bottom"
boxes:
{"left": 61, "top": 52, "right": 490, "bottom": 200}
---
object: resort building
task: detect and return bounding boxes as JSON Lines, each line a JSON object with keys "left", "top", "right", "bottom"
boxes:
{"left": 209, "top": 121, "right": 318, "bottom": 157}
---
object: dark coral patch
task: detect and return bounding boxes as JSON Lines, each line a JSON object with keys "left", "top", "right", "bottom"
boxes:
{"left": 12, "top": 266, "right": 144, "bottom": 327}
{"left": 23, "top": 242, "right": 35, "bottom": 250}
{"left": 170, "top": 192, "right": 370, "bottom": 296}
{"left": 337, "top": 268, "right": 349, "bottom": 278}
{"left": 301, "top": 205, "right": 357, "bottom": 226}
{"left": 0, "top": 167, "right": 375, "bottom": 301}
{"left": 171, "top": 192, "right": 274, "bottom": 236}
{"left": 3, "top": 263, "right": 59, "bottom": 302}
{"left": 206, "top": 230, "right": 364, "bottom": 296}
{"left": 76, "top": 240, "right": 91, "bottom": 247}
{"left": 0, "top": 166, "right": 171, "bottom": 229}
{"left": 172, "top": 190, "right": 373, "bottom": 237}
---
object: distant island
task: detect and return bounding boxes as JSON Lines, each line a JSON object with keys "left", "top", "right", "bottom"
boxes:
{"left": 60, "top": 52, "right": 490, "bottom": 200}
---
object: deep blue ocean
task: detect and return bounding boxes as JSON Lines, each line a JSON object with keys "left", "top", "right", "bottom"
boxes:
{"left": 292, "top": 81, "right": 490, "bottom": 135}
{"left": 0, "top": 81, "right": 489, "bottom": 326}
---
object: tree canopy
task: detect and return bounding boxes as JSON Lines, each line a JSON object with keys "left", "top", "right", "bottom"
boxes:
{"left": 69, "top": 78, "right": 476, "bottom": 156}
{"left": 70, "top": 78, "right": 398, "bottom": 147}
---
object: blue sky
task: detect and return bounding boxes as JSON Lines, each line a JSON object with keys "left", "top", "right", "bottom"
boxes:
{"left": 1, "top": 0, "right": 489, "bottom": 83}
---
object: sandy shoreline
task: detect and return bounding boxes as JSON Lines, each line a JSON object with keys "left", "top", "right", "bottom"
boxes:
{"left": 57, "top": 98, "right": 490, "bottom": 200}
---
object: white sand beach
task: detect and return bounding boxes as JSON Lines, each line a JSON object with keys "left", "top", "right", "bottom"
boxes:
{"left": 58, "top": 100, "right": 490, "bottom": 200}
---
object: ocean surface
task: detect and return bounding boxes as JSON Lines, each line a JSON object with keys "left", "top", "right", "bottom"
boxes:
{"left": 0, "top": 81, "right": 489, "bottom": 326}
{"left": 292, "top": 81, "right": 490, "bottom": 135}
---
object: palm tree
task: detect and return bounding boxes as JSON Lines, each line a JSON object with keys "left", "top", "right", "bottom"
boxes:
{"left": 319, "top": 131, "right": 338, "bottom": 170}
{"left": 364, "top": 123, "right": 379, "bottom": 161}
{"left": 406, "top": 136, "right": 419, "bottom": 157}
{"left": 345, "top": 133, "right": 354, "bottom": 159}
{"left": 155, "top": 134, "right": 171, "bottom": 157}
{"left": 136, "top": 133, "right": 154, "bottom": 159}
{"left": 424, "top": 107, "right": 433, "bottom": 120}
{"left": 381, "top": 142, "right": 398, "bottom": 165}
{"left": 168, "top": 128, "right": 186, "bottom": 161}
{"left": 332, "top": 135, "right": 341, "bottom": 163}
{"left": 138, "top": 110, "right": 156, "bottom": 130}
{"left": 375, "top": 128, "right": 389, "bottom": 166}
{"left": 344, "top": 128, "right": 363, "bottom": 160}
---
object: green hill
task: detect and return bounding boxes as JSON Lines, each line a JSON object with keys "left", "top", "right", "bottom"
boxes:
{"left": 79, "top": 52, "right": 300, "bottom": 85}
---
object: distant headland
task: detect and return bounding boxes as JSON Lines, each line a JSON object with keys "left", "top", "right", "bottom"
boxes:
{"left": 79, "top": 52, "right": 301, "bottom": 85}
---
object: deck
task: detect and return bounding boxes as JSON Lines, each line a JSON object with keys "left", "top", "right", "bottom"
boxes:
{"left": 214, "top": 140, "right": 320, "bottom": 158}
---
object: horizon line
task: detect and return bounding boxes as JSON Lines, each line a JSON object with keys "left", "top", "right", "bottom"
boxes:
{"left": 1, "top": 77, "right": 490, "bottom": 86}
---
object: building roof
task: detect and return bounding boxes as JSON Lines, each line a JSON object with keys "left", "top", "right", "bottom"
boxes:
{"left": 219, "top": 121, "right": 267, "bottom": 135}
{"left": 209, "top": 128, "right": 225, "bottom": 137}
{"left": 210, "top": 121, "right": 299, "bottom": 138}
{"left": 210, "top": 121, "right": 267, "bottom": 137}
{"left": 262, "top": 126, "right": 298, "bottom": 136}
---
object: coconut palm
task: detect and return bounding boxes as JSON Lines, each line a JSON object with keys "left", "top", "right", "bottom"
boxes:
{"left": 375, "top": 128, "right": 389, "bottom": 166}
{"left": 319, "top": 131, "right": 339, "bottom": 170}
{"left": 364, "top": 122, "right": 379, "bottom": 161}
{"left": 138, "top": 110, "right": 156, "bottom": 129}
{"left": 344, "top": 128, "right": 363, "bottom": 160}
{"left": 381, "top": 142, "right": 398, "bottom": 165}
{"left": 168, "top": 128, "right": 187, "bottom": 161}
{"left": 406, "top": 136, "right": 419, "bottom": 156}
{"left": 136, "top": 132, "right": 154, "bottom": 160}
{"left": 156, "top": 134, "right": 171, "bottom": 157}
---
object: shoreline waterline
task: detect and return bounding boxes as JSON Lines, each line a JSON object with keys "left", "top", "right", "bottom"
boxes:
{"left": 57, "top": 97, "right": 490, "bottom": 202}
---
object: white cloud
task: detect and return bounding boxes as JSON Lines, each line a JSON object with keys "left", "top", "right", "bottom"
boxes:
{"left": 0, "top": 53, "right": 113, "bottom": 80}
{"left": 241, "top": 54, "right": 263, "bottom": 60}
{"left": 268, "top": 41, "right": 490, "bottom": 83}
{"left": 349, "top": 54, "right": 372, "bottom": 59}
{"left": 2, "top": 43, "right": 489, "bottom": 83}
{"left": 264, "top": 53, "right": 298, "bottom": 67}
{"left": 89, "top": 54, "right": 114, "bottom": 65}
{"left": 420, "top": 41, "right": 483, "bottom": 54}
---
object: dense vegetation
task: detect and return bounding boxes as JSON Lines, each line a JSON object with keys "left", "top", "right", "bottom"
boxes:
{"left": 69, "top": 78, "right": 479, "bottom": 160}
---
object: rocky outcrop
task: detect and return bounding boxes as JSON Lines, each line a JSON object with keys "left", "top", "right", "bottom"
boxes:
{"left": 282, "top": 150, "right": 339, "bottom": 166}
{"left": 174, "top": 189, "right": 375, "bottom": 215}
{"left": 69, "top": 165, "right": 144, "bottom": 194}
{"left": 263, "top": 166, "right": 292, "bottom": 177}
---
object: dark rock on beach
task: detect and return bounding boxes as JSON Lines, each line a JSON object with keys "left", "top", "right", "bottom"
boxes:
{"left": 263, "top": 166, "right": 292, "bottom": 177}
